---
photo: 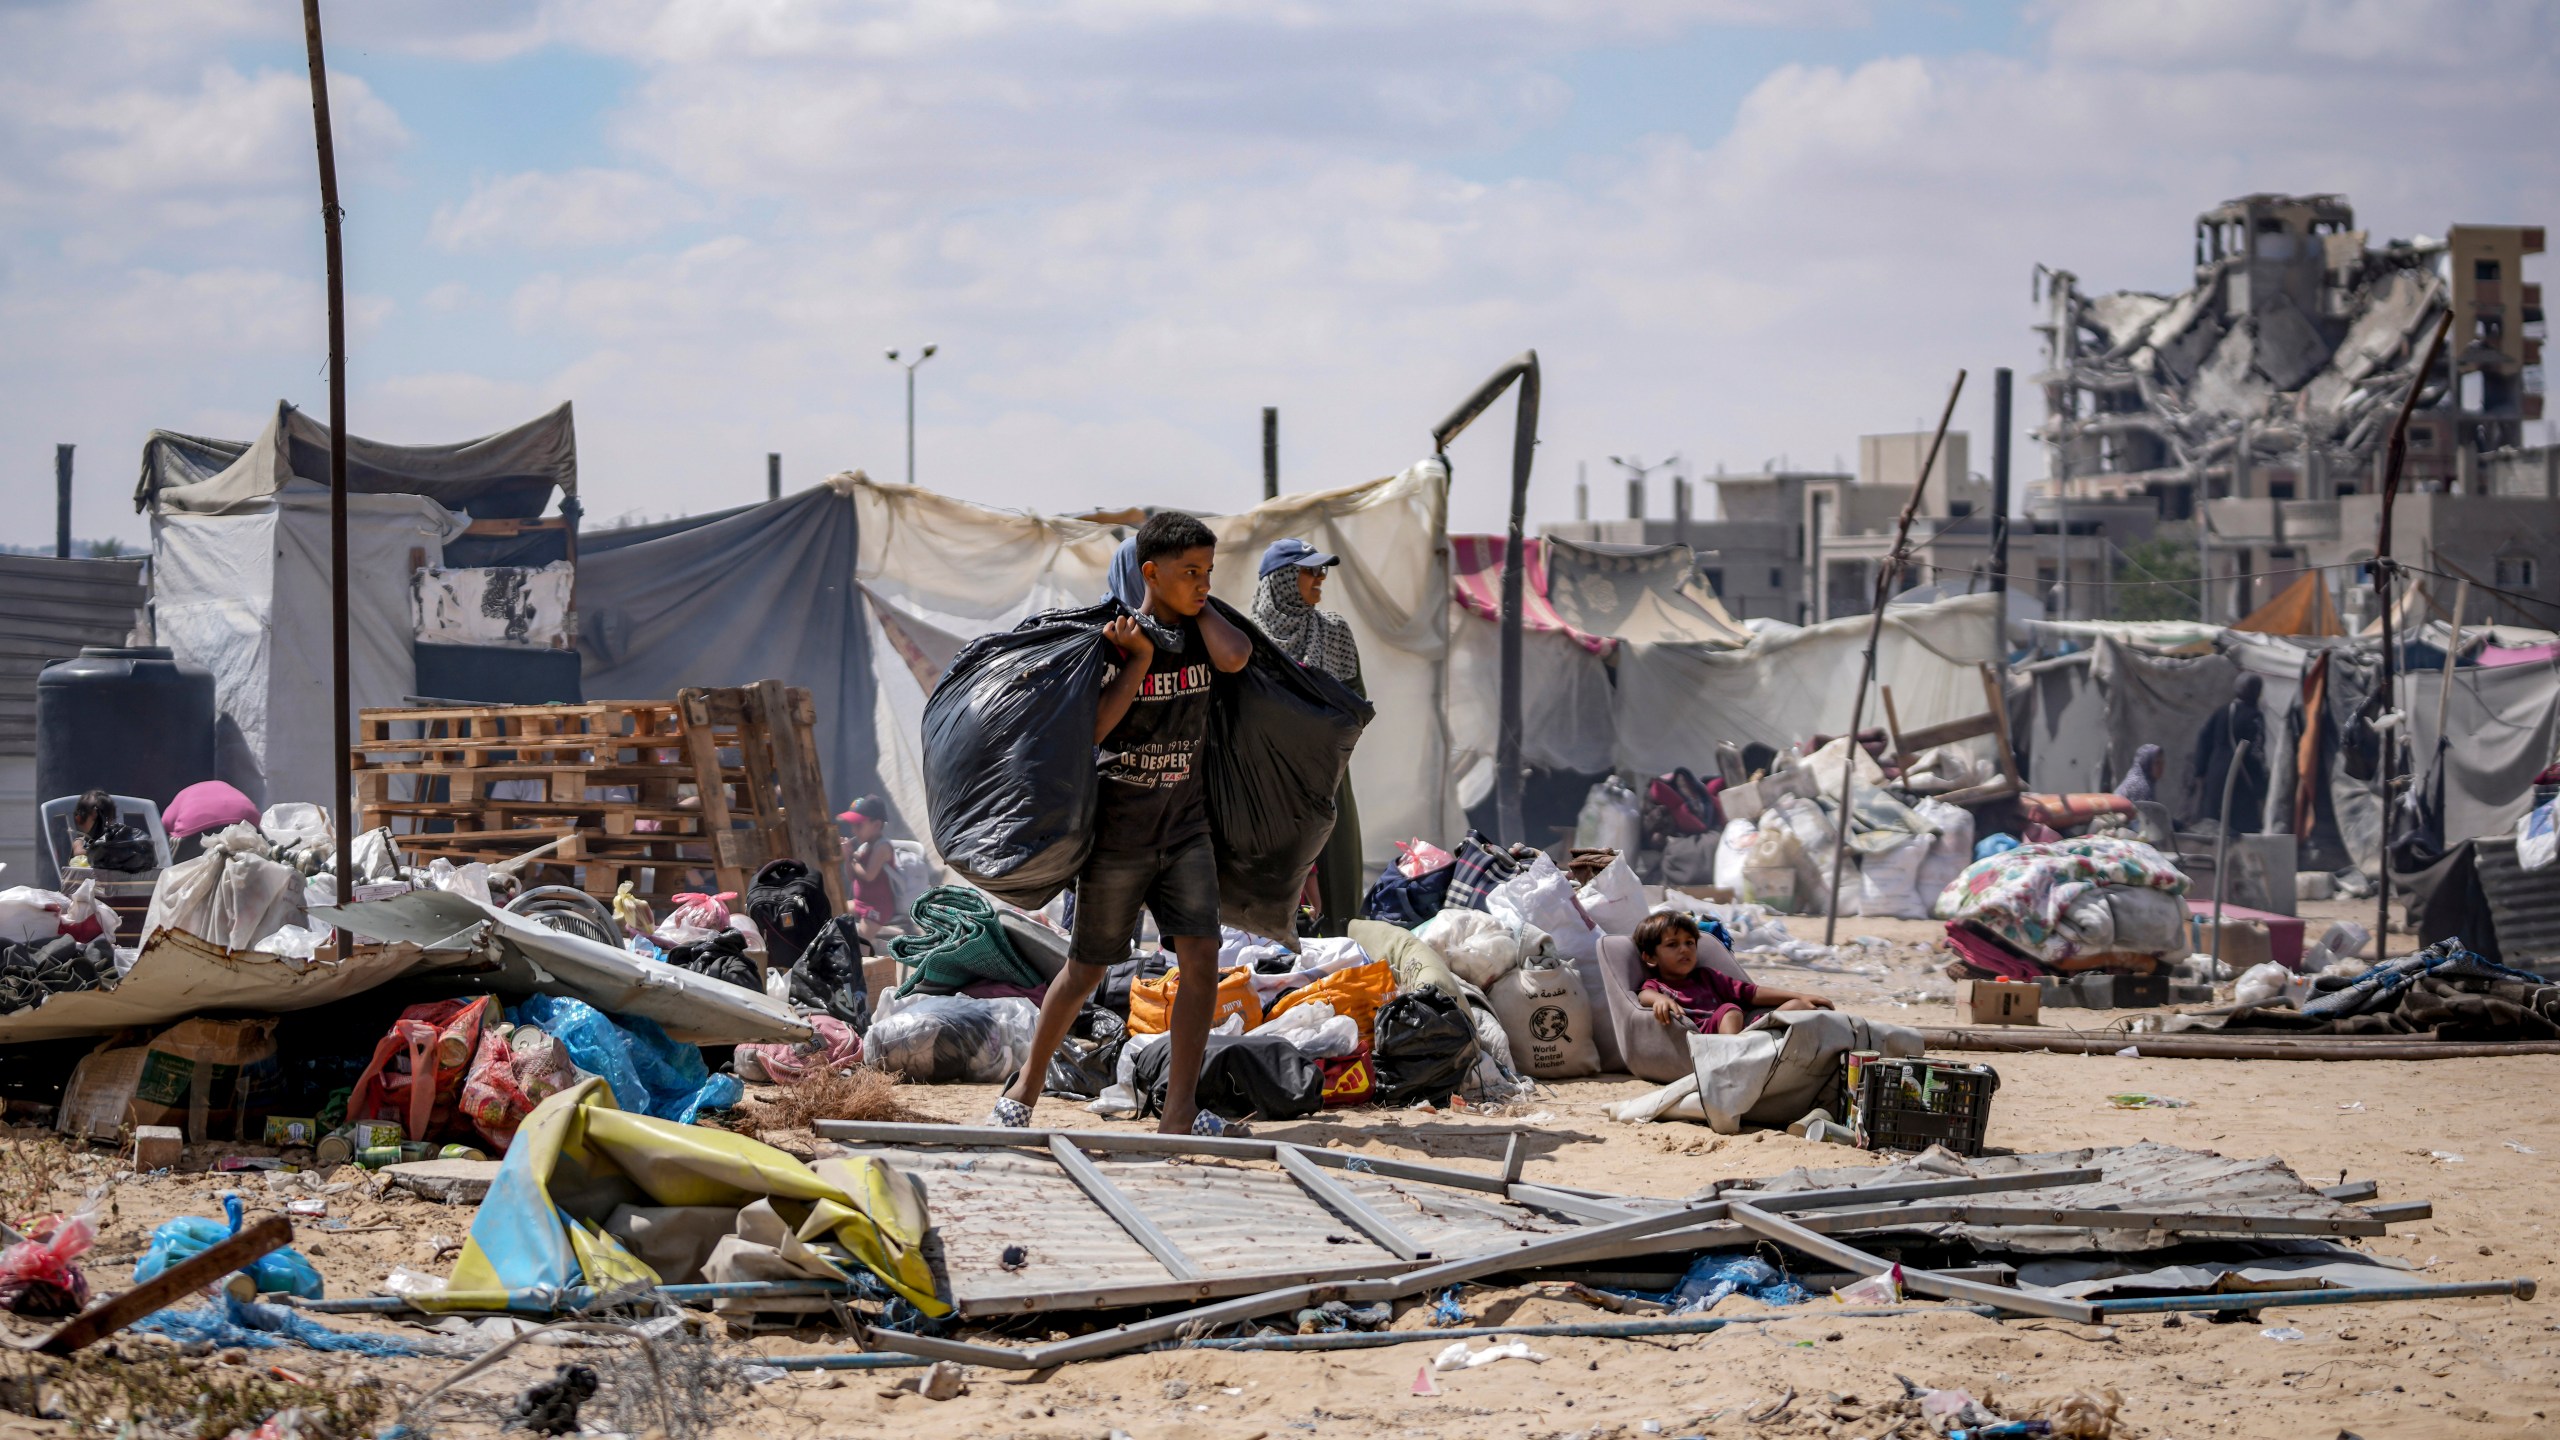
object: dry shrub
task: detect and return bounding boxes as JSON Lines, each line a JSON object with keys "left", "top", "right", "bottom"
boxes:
{"left": 4, "top": 1345, "right": 385, "bottom": 1440}
{"left": 0, "top": 1131, "right": 76, "bottom": 1220}
{"left": 747, "top": 1067, "right": 923, "bottom": 1134}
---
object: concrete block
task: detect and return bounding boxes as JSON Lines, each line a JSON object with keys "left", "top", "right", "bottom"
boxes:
{"left": 132, "top": 1125, "right": 184, "bottom": 1171}
{"left": 384, "top": 1159, "right": 503, "bottom": 1205}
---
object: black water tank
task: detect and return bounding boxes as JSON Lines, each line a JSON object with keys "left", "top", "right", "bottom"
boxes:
{"left": 36, "top": 645, "right": 217, "bottom": 842}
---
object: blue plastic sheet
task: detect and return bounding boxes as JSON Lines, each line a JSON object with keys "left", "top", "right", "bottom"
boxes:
{"left": 510, "top": 995, "right": 743, "bottom": 1124}
{"left": 131, "top": 1296, "right": 432, "bottom": 1356}
{"left": 1974, "top": 833, "right": 2021, "bottom": 861}
{"left": 134, "top": 1195, "right": 323, "bottom": 1299}
{"left": 1610, "top": 1252, "right": 1811, "bottom": 1313}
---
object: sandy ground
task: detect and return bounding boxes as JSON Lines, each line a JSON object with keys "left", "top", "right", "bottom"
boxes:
{"left": 4, "top": 904, "right": 2553, "bottom": 1439}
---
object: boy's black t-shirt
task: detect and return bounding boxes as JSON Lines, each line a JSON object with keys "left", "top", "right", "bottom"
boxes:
{"left": 1093, "top": 615, "right": 1215, "bottom": 853}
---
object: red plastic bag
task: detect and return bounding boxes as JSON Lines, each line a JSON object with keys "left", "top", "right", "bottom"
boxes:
{"left": 0, "top": 1202, "right": 97, "bottom": 1316}
{"left": 458, "top": 1027, "right": 534, "bottom": 1152}
{"left": 347, "top": 996, "right": 497, "bottom": 1145}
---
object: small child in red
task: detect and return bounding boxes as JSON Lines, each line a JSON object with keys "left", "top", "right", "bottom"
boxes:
{"left": 1633, "top": 911, "right": 1832, "bottom": 1035}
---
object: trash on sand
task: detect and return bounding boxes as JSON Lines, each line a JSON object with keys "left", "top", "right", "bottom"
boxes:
{"left": 1832, "top": 1265, "right": 1903, "bottom": 1306}
{"left": 1412, "top": 1365, "right": 1441, "bottom": 1396}
{"left": 2112, "top": 1046, "right": 2140, "bottom": 1058}
{"left": 2506, "top": 1142, "right": 2537, "bottom": 1155}
{"left": 1432, "top": 1340, "right": 1547, "bottom": 1371}
{"left": 2108, "top": 1093, "right": 2188, "bottom": 1109}
{"left": 0, "top": 1201, "right": 98, "bottom": 1316}
{"left": 2339, "top": 1101, "right": 2365, "bottom": 1112}
{"left": 514, "top": 1364, "right": 599, "bottom": 1435}
{"left": 2262, "top": 1326, "right": 2305, "bottom": 1341}
{"left": 136, "top": 1195, "right": 323, "bottom": 1299}
{"left": 2431, "top": 1151, "right": 2466, "bottom": 1164}
{"left": 130, "top": 1296, "right": 438, "bottom": 1357}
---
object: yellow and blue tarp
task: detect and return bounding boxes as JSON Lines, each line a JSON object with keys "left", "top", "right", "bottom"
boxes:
{"left": 442, "top": 1078, "right": 944, "bottom": 1314}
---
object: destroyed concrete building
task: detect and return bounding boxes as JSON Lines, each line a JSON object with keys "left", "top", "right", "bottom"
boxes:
{"left": 2036, "top": 193, "right": 2553, "bottom": 625}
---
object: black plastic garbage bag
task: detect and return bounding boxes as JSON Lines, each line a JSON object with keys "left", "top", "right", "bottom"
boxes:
{"left": 1130, "top": 1031, "right": 1324, "bottom": 1122}
{"left": 922, "top": 598, "right": 1120, "bottom": 908}
{"left": 1371, "top": 990, "right": 1479, "bottom": 1108}
{"left": 1203, "top": 596, "right": 1373, "bottom": 940}
{"left": 746, "top": 858, "right": 833, "bottom": 972}
{"left": 1098, "top": 953, "right": 1173, "bottom": 1017}
{"left": 787, "top": 917, "right": 874, "bottom": 1034}
{"left": 664, "top": 929, "right": 762, "bottom": 992}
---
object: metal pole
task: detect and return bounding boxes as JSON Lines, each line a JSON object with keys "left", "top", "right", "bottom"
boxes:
{"left": 1824, "top": 370, "right": 1965, "bottom": 945}
{"left": 767, "top": 452, "right": 780, "bottom": 502}
{"left": 1431, "top": 351, "right": 1541, "bottom": 842}
{"left": 1988, "top": 372, "right": 2010, "bottom": 596}
{"left": 1262, "top": 406, "right": 1278, "bottom": 501}
{"left": 904, "top": 365, "right": 915, "bottom": 487}
{"left": 301, "top": 0, "right": 356, "bottom": 900}
{"left": 2209, "top": 738, "right": 2252, "bottom": 973}
{"left": 53, "top": 445, "right": 72, "bottom": 558}
{"left": 2373, "top": 310, "right": 2455, "bottom": 964}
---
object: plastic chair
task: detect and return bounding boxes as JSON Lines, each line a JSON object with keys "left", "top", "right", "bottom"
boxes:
{"left": 38, "top": 794, "right": 173, "bottom": 887}
{"left": 1584, "top": 933, "right": 1759, "bottom": 1084}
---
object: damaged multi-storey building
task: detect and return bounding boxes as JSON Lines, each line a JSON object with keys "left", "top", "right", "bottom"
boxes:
{"left": 2036, "top": 193, "right": 2554, "bottom": 627}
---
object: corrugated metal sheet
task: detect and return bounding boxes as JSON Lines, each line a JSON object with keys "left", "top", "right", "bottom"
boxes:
{"left": 824, "top": 1142, "right": 1596, "bottom": 1317}
{"left": 0, "top": 554, "right": 148, "bottom": 756}
{"left": 1720, "top": 1140, "right": 2372, "bottom": 1253}
{"left": 2475, "top": 834, "right": 2560, "bottom": 964}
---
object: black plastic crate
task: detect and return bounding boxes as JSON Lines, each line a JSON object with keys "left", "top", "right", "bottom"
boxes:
{"left": 1844, "top": 1056, "right": 2000, "bottom": 1157}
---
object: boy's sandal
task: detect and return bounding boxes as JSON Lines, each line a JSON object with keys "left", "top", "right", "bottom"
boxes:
{"left": 986, "top": 1097, "right": 1034, "bottom": 1129}
{"left": 1190, "top": 1111, "right": 1250, "bottom": 1138}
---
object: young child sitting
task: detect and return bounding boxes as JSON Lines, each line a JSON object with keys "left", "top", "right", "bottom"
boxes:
{"left": 1633, "top": 910, "right": 1831, "bottom": 1034}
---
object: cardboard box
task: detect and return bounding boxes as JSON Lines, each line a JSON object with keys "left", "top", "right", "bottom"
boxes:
{"left": 1953, "top": 980, "right": 2042, "bottom": 1026}
{"left": 131, "top": 1017, "right": 279, "bottom": 1142}
{"left": 56, "top": 1047, "right": 149, "bottom": 1143}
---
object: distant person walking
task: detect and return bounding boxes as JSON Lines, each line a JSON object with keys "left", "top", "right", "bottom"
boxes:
{"left": 2191, "top": 674, "right": 2269, "bottom": 833}
{"left": 1254, "top": 538, "right": 1365, "bottom": 931}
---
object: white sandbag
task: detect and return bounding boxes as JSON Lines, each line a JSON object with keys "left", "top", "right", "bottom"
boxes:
{"left": 1575, "top": 856, "right": 1649, "bottom": 938}
{"left": 1488, "top": 955, "right": 1599, "bottom": 1079}
{"left": 1855, "top": 834, "right": 1931, "bottom": 920}
{"left": 259, "top": 802, "right": 332, "bottom": 852}
{"left": 1414, "top": 908, "right": 1522, "bottom": 988}
{"left": 1712, "top": 818, "right": 1756, "bottom": 894}
{"left": 2519, "top": 799, "right": 2558, "bottom": 873}
{"left": 1774, "top": 794, "right": 1839, "bottom": 895}
{"left": 1913, "top": 798, "right": 1975, "bottom": 919}
{"left": 1574, "top": 777, "right": 1643, "bottom": 857}
{"left": 1485, "top": 854, "right": 1602, "bottom": 965}
{"left": 139, "top": 823, "right": 304, "bottom": 951}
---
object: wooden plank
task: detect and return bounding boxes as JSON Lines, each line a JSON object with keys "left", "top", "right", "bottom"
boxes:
{"left": 677, "top": 688, "right": 746, "bottom": 895}
{"left": 768, "top": 681, "right": 847, "bottom": 912}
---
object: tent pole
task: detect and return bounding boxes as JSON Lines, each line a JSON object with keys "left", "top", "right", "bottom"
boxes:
{"left": 1824, "top": 371, "right": 1964, "bottom": 947}
{"left": 2371, "top": 309, "right": 2453, "bottom": 965}
{"left": 301, "top": 0, "right": 356, "bottom": 899}
{"left": 1433, "top": 352, "right": 1541, "bottom": 843}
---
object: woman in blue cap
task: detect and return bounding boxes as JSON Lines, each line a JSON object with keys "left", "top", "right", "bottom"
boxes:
{"left": 1254, "top": 538, "right": 1366, "bottom": 932}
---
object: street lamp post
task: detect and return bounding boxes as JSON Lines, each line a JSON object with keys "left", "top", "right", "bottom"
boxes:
{"left": 1607, "top": 453, "right": 1680, "bottom": 524}
{"left": 886, "top": 345, "right": 938, "bottom": 486}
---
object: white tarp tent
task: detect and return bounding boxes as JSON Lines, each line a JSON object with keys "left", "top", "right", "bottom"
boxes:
{"left": 856, "top": 462, "right": 1454, "bottom": 874}
{"left": 1610, "top": 593, "right": 2007, "bottom": 777}
{"left": 153, "top": 491, "right": 467, "bottom": 808}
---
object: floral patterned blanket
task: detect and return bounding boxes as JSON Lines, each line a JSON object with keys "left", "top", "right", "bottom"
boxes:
{"left": 1936, "top": 836, "right": 2189, "bottom": 964}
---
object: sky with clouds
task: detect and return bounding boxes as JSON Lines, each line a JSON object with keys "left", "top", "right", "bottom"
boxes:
{"left": 1, "top": 0, "right": 2552, "bottom": 547}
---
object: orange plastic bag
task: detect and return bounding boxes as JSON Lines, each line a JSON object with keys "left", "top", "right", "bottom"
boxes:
{"left": 1263, "top": 961, "right": 1396, "bottom": 1045}
{"left": 1128, "top": 967, "right": 1262, "bottom": 1035}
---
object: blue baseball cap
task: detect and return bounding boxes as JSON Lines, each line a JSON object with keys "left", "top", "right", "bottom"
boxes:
{"left": 1259, "top": 538, "right": 1341, "bottom": 577}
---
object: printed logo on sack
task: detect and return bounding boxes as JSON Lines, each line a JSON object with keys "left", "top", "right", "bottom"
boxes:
{"left": 1529, "top": 1006, "right": 1569, "bottom": 1043}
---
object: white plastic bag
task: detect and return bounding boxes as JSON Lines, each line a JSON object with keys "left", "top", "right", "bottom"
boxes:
{"left": 1712, "top": 818, "right": 1756, "bottom": 894}
{"left": 259, "top": 802, "right": 333, "bottom": 853}
{"left": 1575, "top": 856, "right": 1649, "bottom": 938}
{"left": 1912, "top": 798, "right": 1975, "bottom": 918}
{"left": 1489, "top": 956, "right": 1599, "bottom": 1079}
{"left": 0, "top": 887, "right": 68, "bottom": 945}
{"left": 1261, "top": 1004, "right": 1360, "bottom": 1059}
{"left": 1574, "top": 777, "right": 1643, "bottom": 857}
{"left": 1415, "top": 908, "right": 1522, "bottom": 987}
{"left": 2519, "top": 799, "right": 2559, "bottom": 873}
{"left": 424, "top": 857, "right": 494, "bottom": 907}
{"left": 2233, "top": 961, "right": 2310, "bottom": 1009}
{"left": 885, "top": 841, "right": 937, "bottom": 917}
{"left": 1855, "top": 834, "right": 1931, "bottom": 919}
{"left": 139, "top": 824, "right": 304, "bottom": 951}
{"left": 1775, "top": 794, "right": 1840, "bottom": 896}
{"left": 1486, "top": 854, "right": 1602, "bottom": 965}
{"left": 862, "top": 995, "right": 1038, "bottom": 1083}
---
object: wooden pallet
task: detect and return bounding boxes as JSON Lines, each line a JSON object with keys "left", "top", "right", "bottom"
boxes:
{"left": 354, "top": 686, "right": 845, "bottom": 912}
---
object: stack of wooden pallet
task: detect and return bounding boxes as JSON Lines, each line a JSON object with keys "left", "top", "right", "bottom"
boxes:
{"left": 353, "top": 680, "right": 845, "bottom": 915}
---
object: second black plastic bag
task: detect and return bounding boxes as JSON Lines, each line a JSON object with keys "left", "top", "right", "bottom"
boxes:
{"left": 1204, "top": 596, "right": 1373, "bottom": 940}
{"left": 921, "top": 599, "right": 1120, "bottom": 909}
{"left": 1371, "top": 990, "right": 1481, "bottom": 1108}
